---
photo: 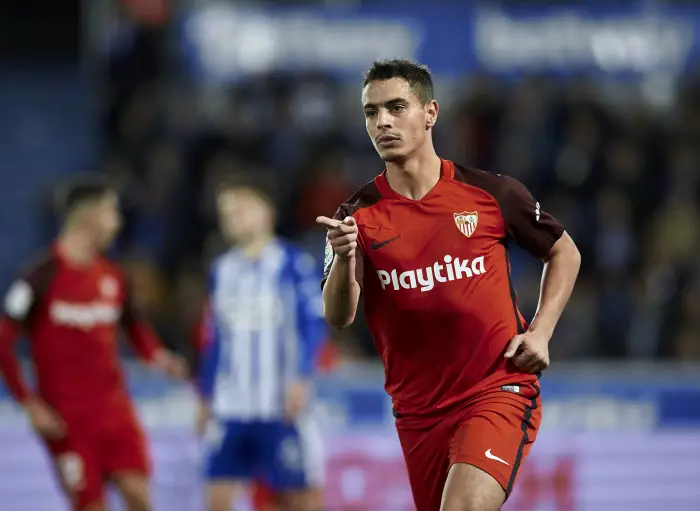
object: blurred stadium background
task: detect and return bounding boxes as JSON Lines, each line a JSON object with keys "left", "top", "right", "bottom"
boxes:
{"left": 1, "top": 0, "right": 700, "bottom": 509}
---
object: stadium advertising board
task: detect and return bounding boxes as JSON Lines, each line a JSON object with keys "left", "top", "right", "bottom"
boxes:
{"left": 0, "top": 422, "right": 698, "bottom": 510}
{"left": 1, "top": 365, "right": 699, "bottom": 509}
{"left": 179, "top": 4, "right": 700, "bottom": 81}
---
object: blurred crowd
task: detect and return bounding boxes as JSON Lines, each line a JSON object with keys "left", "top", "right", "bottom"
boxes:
{"left": 94, "top": 13, "right": 700, "bottom": 364}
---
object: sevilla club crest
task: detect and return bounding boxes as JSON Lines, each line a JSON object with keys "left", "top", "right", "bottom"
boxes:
{"left": 454, "top": 211, "right": 478, "bottom": 238}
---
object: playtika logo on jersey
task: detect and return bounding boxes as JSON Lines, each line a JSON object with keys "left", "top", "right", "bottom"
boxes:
{"left": 50, "top": 301, "right": 121, "bottom": 329}
{"left": 377, "top": 255, "right": 487, "bottom": 292}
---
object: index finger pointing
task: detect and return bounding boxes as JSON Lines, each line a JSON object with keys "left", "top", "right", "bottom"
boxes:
{"left": 315, "top": 216, "right": 341, "bottom": 229}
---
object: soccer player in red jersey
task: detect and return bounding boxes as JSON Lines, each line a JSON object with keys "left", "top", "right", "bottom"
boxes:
{"left": 317, "top": 60, "right": 581, "bottom": 511}
{"left": 0, "top": 178, "right": 187, "bottom": 511}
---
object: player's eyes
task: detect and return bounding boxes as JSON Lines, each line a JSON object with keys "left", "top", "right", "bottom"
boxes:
{"left": 365, "top": 110, "right": 377, "bottom": 118}
{"left": 390, "top": 105, "right": 406, "bottom": 113}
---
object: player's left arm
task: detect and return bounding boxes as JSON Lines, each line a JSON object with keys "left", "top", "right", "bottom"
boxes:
{"left": 195, "top": 300, "right": 219, "bottom": 435}
{"left": 120, "top": 276, "right": 188, "bottom": 379}
{"left": 500, "top": 176, "right": 581, "bottom": 373}
{"left": 288, "top": 250, "right": 327, "bottom": 418}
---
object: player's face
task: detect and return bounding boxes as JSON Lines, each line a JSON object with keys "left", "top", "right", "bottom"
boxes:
{"left": 362, "top": 77, "right": 438, "bottom": 162}
{"left": 90, "top": 192, "right": 122, "bottom": 249}
{"left": 217, "top": 188, "right": 274, "bottom": 244}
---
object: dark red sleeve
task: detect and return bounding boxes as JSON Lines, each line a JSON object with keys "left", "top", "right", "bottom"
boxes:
{"left": 499, "top": 176, "right": 564, "bottom": 259}
{"left": 0, "top": 257, "right": 58, "bottom": 402}
{"left": 120, "top": 277, "right": 163, "bottom": 363}
{"left": 321, "top": 205, "right": 365, "bottom": 291}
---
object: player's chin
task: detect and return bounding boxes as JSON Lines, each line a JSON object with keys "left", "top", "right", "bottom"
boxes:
{"left": 377, "top": 147, "right": 407, "bottom": 162}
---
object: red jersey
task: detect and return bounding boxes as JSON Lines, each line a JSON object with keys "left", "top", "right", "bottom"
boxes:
{"left": 322, "top": 160, "right": 564, "bottom": 428}
{"left": 0, "top": 246, "right": 163, "bottom": 421}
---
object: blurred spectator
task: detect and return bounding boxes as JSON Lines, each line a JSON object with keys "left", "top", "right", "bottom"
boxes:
{"left": 296, "top": 151, "right": 355, "bottom": 231}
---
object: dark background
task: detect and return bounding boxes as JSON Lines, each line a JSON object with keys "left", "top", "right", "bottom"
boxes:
{"left": 1, "top": 0, "right": 699, "bottom": 367}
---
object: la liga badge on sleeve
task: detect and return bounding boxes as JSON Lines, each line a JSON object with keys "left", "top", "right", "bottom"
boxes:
{"left": 323, "top": 237, "right": 334, "bottom": 273}
{"left": 454, "top": 211, "right": 478, "bottom": 238}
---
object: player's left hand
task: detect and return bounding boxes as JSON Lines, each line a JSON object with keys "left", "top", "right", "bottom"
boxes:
{"left": 153, "top": 350, "right": 189, "bottom": 380}
{"left": 504, "top": 331, "right": 551, "bottom": 374}
{"left": 284, "top": 381, "right": 308, "bottom": 422}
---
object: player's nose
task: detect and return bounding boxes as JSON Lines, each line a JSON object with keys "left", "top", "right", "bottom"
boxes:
{"left": 376, "top": 109, "right": 393, "bottom": 130}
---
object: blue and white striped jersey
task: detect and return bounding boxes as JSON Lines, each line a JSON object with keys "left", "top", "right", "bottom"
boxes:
{"left": 198, "top": 239, "right": 326, "bottom": 421}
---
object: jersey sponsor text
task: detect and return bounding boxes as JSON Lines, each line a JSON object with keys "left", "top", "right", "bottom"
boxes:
{"left": 376, "top": 255, "right": 487, "bottom": 292}
{"left": 49, "top": 301, "right": 121, "bottom": 329}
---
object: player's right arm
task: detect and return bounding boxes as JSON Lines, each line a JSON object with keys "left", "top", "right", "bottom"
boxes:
{"left": 0, "top": 263, "right": 66, "bottom": 439}
{"left": 316, "top": 210, "right": 362, "bottom": 329}
{"left": 120, "top": 275, "right": 188, "bottom": 379}
{"left": 0, "top": 280, "right": 35, "bottom": 403}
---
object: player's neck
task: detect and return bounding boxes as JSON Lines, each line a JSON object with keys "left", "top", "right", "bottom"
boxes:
{"left": 239, "top": 232, "right": 274, "bottom": 259}
{"left": 56, "top": 230, "right": 98, "bottom": 266}
{"left": 385, "top": 149, "right": 442, "bottom": 201}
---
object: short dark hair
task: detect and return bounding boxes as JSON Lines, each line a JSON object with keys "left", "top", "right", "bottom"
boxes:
{"left": 59, "top": 175, "right": 114, "bottom": 217}
{"left": 217, "top": 171, "right": 278, "bottom": 207}
{"left": 362, "top": 59, "right": 434, "bottom": 104}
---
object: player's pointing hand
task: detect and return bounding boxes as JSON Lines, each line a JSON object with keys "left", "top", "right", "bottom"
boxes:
{"left": 504, "top": 331, "right": 551, "bottom": 374}
{"left": 316, "top": 215, "right": 358, "bottom": 259}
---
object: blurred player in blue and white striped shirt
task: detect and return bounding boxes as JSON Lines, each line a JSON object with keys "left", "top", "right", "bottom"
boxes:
{"left": 197, "top": 173, "right": 326, "bottom": 511}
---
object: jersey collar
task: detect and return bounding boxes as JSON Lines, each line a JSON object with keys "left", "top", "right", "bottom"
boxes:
{"left": 375, "top": 158, "right": 454, "bottom": 200}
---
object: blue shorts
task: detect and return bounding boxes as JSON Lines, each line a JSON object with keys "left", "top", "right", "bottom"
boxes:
{"left": 203, "top": 419, "right": 317, "bottom": 490}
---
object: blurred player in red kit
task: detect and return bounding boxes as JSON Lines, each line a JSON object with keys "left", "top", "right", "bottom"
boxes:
{"left": 0, "top": 178, "right": 187, "bottom": 511}
{"left": 317, "top": 60, "right": 581, "bottom": 511}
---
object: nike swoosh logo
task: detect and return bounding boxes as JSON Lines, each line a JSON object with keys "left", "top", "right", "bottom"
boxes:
{"left": 485, "top": 449, "right": 510, "bottom": 466}
{"left": 371, "top": 235, "right": 400, "bottom": 250}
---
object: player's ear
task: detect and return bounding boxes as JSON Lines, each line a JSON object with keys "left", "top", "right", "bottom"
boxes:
{"left": 425, "top": 99, "right": 438, "bottom": 130}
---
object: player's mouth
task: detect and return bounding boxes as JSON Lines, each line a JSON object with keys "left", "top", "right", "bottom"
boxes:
{"left": 376, "top": 134, "right": 401, "bottom": 147}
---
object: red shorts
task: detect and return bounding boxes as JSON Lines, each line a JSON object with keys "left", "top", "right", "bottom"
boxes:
{"left": 397, "top": 385, "right": 541, "bottom": 511}
{"left": 45, "top": 416, "right": 150, "bottom": 511}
